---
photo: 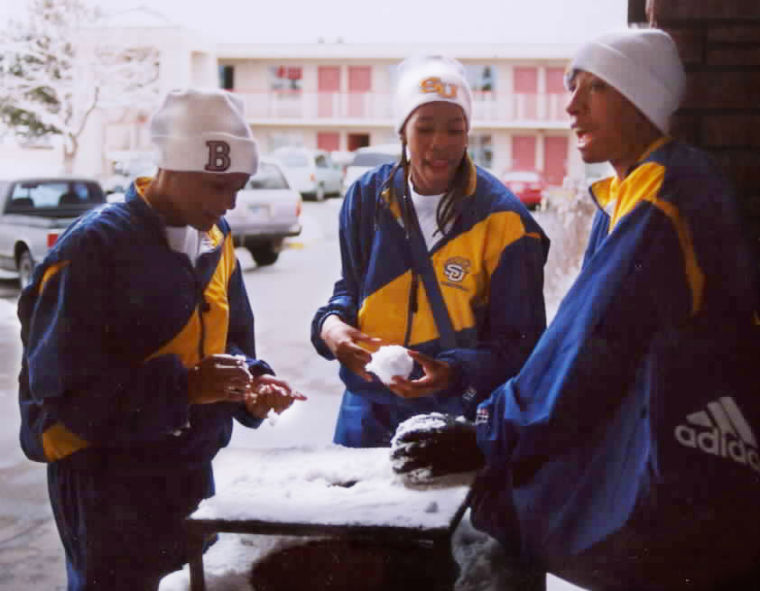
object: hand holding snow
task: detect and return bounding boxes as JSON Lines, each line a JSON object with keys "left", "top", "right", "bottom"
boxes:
{"left": 365, "top": 345, "right": 414, "bottom": 385}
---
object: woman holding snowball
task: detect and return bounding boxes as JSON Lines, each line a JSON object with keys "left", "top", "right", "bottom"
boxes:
{"left": 311, "top": 55, "right": 549, "bottom": 447}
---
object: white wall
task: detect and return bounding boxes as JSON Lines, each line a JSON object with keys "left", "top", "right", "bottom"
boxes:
{"left": 0, "top": 140, "right": 64, "bottom": 177}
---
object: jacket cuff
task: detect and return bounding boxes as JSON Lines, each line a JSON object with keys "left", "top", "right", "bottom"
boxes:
{"left": 234, "top": 404, "right": 264, "bottom": 429}
{"left": 435, "top": 354, "right": 480, "bottom": 420}
{"left": 311, "top": 310, "right": 345, "bottom": 360}
{"left": 248, "top": 359, "right": 274, "bottom": 377}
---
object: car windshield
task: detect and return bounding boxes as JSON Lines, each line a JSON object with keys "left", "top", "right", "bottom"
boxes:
{"left": 351, "top": 152, "right": 399, "bottom": 167}
{"left": 8, "top": 180, "right": 104, "bottom": 209}
{"left": 248, "top": 163, "right": 289, "bottom": 190}
{"left": 277, "top": 152, "right": 309, "bottom": 167}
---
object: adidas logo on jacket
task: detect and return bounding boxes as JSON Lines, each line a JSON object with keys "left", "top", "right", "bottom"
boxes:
{"left": 675, "top": 396, "right": 760, "bottom": 474}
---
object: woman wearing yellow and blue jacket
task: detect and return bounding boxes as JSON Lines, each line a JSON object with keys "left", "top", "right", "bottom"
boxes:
{"left": 311, "top": 56, "right": 549, "bottom": 448}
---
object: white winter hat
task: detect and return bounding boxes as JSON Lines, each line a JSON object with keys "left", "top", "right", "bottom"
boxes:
{"left": 150, "top": 88, "right": 259, "bottom": 175}
{"left": 565, "top": 28, "right": 685, "bottom": 133}
{"left": 393, "top": 55, "right": 473, "bottom": 135}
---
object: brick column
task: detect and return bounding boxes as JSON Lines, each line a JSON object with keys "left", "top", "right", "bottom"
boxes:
{"left": 644, "top": 0, "right": 760, "bottom": 267}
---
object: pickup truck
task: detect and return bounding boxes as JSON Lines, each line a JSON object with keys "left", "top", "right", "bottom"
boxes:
{"left": 0, "top": 177, "right": 106, "bottom": 288}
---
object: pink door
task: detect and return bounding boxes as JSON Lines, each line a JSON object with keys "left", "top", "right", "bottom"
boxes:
{"left": 544, "top": 136, "right": 568, "bottom": 186}
{"left": 317, "top": 132, "right": 340, "bottom": 152}
{"left": 546, "top": 66, "right": 568, "bottom": 120}
{"left": 318, "top": 66, "right": 340, "bottom": 118}
{"left": 512, "top": 135, "right": 536, "bottom": 171}
{"left": 546, "top": 67, "right": 565, "bottom": 93}
{"left": 513, "top": 67, "right": 538, "bottom": 119}
{"left": 348, "top": 66, "right": 371, "bottom": 118}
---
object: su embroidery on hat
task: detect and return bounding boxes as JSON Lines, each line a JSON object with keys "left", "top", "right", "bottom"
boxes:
{"left": 205, "top": 140, "right": 232, "bottom": 172}
{"left": 419, "top": 76, "right": 458, "bottom": 99}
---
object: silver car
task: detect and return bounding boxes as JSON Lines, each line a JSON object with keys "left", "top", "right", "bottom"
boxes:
{"left": 272, "top": 147, "right": 343, "bottom": 201}
{"left": 225, "top": 158, "right": 302, "bottom": 266}
{"left": 343, "top": 144, "right": 401, "bottom": 193}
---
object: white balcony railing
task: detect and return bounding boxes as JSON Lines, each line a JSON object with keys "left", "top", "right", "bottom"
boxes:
{"left": 234, "top": 90, "right": 570, "bottom": 124}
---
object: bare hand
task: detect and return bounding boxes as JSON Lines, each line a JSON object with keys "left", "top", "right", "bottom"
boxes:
{"left": 388, "top": 350, "right": 454, "bottom": 399}
{"left": 320, "top": 315, "right": 382, "bottom": 381}
{"left": 244, "top": 374, "right": 307, "bottom": 419}
{"left": 188, "top": 354, "right": 254, "bottom": 404}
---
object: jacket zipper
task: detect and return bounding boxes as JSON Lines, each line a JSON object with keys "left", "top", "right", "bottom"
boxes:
{"left": 403, "top": 271, "right": 419, "bottom": 347}
{"left": 197, "top": 285, "right": 210, "bottom": 361}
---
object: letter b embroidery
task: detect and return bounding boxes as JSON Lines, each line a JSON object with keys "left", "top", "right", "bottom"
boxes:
{"left": 205, "top": 141, "right": 231, "bottom": 172}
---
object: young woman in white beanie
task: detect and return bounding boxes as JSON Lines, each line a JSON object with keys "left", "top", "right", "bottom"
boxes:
{"left": 18, "top": 89, "right": 304, "bottom": 590}
{"left": 311, "top": 55, "right": 549, "bottom": 451}
{"left": 394, "top": 29, "right": 759, "bottom": 590}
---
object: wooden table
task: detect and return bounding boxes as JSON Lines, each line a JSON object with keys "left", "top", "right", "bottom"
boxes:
{"left": 184, "top": 445, "right": 475, "bottom": 591}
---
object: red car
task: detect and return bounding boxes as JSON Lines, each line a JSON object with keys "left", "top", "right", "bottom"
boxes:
{"left": 501, "top": 170, "right": 546, "bottom": 210}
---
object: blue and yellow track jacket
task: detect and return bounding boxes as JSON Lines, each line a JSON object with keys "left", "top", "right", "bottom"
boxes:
{"left": 311, "top": 161, "right": 549, "bottom": 417}
{"left": 18, "top": 181, "right": 271, "bottom": 468}
{"left": 473, "top": 138, "right": 758, "bottom": 561}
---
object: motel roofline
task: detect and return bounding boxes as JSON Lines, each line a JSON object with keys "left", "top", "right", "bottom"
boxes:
{"left": 215, "top": 42, "right": 577, "bottom": 62}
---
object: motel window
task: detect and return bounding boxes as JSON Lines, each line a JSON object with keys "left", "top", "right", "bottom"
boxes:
{"left": 465, "top": 65, "right": 496, "bottom": 93}
{"left": 270, "top": 66, "right": 303, "bottom": 92}
{"left": 469, "top": 135, "right": 493, "bottom": 169}
{"left": 219, "top": 65, "right": 234, "bottom": 90}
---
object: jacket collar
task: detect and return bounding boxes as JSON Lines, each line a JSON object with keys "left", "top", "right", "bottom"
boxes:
{"left": 589, "top": 136, "right": 671, "bottom": 214}
{"left": 125, "top": 177, "right": 226, "bottom": 248}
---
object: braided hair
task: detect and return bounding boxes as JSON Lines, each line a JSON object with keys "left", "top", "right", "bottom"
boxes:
{"left": 380, "top": 139, "right": 471, "bottom": 238}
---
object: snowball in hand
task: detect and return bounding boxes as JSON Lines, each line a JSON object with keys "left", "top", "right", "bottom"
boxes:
{"left": 365, "top": 345, "right": 414, "bottom": 385}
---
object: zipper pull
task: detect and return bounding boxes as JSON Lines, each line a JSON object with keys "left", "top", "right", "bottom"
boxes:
{"left": 410, "top": 273, "right": 419, "bottom": 312}
{"left": 403, "top": 272, "right": 419, "bottom": 347}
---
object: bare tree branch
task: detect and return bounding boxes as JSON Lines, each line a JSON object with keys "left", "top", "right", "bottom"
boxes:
{"left": 0, "top": 0, "right": 159, "bottom": 170}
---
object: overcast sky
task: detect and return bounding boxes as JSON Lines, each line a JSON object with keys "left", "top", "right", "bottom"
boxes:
{"left": 3, "top": 0, "right": 629, "bottom": 45}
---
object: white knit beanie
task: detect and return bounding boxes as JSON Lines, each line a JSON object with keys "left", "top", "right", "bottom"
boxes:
{"left": 566, "top": 29, "right": 685, "bottom": 133}
{"left": 150, "top": 89, "right": 259, "bottom": 175}
{"left": 392, "top": 55, "right": 473, "bottom": 135}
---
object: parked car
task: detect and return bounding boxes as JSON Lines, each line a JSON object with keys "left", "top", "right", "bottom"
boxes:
{"left": 272, "top": 147, "right": 343, "bottom": 201}
{"left": 343, "top": 143, "right": 402, "bottom": 192}
{"left": 225, "top": 157, "right": 302, "bottom": 267}
{"left": 102, "top": 162, "right": 157, "bottom": 197}
{"left": 501, "top": 170, "right": 547, "bottom": 210}
{"left": 0, "top": 176, "right": 106, "bottom": 288}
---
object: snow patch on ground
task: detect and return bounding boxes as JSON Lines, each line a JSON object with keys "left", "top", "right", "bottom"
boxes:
{"left": 0, "top": 298, "right": 18, "bottom": 322}
{"left": 544, "top": 261, "right": 582, "bottom": 323}
{"left": 160, "top": 532, "right": 307, "bottom": 591}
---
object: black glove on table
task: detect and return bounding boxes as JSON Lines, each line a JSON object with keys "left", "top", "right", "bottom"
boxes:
{"left": 390, "top": 413, "right": 485, "bottom": 482}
